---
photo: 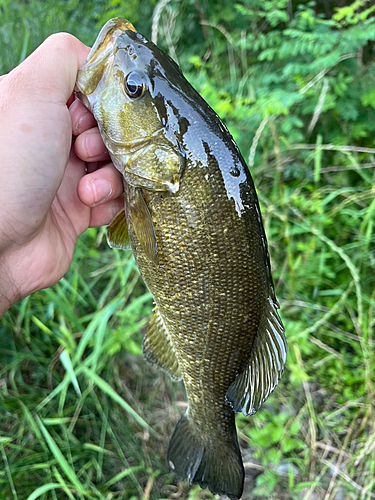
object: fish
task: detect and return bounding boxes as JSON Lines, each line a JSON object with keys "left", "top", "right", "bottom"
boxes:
{"left": 75, "top": 18, "right": 287, "bottom": 499}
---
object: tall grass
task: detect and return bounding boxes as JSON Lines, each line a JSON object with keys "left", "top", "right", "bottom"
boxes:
{"left": 1, "top": 0, "right": 374, "bottom": 499}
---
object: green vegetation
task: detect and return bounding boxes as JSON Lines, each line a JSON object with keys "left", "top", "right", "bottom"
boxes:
{"left": 1, "top": 0, "right": 374, "bottom": 498}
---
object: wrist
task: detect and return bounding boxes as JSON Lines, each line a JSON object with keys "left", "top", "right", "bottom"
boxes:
{"left": 0, "top": 255, "right": 19, "bottom": 316}
{"left": 0, "top": 293, "right": 13, "bottom": 317}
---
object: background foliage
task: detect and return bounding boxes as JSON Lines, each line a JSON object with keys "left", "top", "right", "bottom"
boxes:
{"left": 0, "top": 0, "right": 374, "bottom": 498}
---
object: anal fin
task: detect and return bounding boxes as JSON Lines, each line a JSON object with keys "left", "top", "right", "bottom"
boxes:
{"left": 226, "top": 296, "right": 287, "bottom": 416}
{"left": 143, "top": 307, "right": 181, "bottom": 381}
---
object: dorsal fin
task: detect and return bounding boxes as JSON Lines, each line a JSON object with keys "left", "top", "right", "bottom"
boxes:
{"left": 226, "top": 296, "right": 286, "bottom": 416}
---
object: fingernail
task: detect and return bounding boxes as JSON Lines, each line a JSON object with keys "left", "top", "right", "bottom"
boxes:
{"left": 91, "top": 179, "right": 112, "bottom": 205}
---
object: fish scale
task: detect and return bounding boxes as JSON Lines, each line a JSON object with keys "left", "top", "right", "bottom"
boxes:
{"left": 75, "top": 17, "right": 287, "bottom": 499}
{"left": 131, "top": 155, "right": 262, "bottom": 434}
{"left": 132, "top": 136, "right": 267, "bottom": 496}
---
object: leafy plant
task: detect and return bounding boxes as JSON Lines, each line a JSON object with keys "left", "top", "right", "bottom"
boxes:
{"left": 1, "top": 0, "right": 374, "bottom": 498}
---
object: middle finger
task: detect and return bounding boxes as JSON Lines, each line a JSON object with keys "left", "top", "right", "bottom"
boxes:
{"left": 70, "top": 98, "right": 97, "bottom": 135}
{"left": 75, "top": 127, "right": 111, "bottom": 162}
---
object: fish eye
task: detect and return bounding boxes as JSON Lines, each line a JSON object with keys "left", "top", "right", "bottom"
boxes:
{"left": 124, "top": 72, "right": 145, "bottom": 99}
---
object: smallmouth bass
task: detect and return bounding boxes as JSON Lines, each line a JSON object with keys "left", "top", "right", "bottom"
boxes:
{"left": 75, "top": 18, "right": 287, "bottom": 499}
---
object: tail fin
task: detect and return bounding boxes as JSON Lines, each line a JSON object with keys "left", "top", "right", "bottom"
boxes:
{"left": 167, "top": 413, "right": 244, "bottom": 499}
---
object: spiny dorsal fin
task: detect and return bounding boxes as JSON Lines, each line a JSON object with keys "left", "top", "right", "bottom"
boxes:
{"left": 107, "top": 209, "right": 130, "bottom": 250}
{"left": 143, "top": 307, "right": 182, "bottom": 381}
{"left": 226, "top": 296, "right": 286, "bottom": 416}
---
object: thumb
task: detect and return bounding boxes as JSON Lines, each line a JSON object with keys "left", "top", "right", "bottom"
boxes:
{"left": 9, "top": 33, "right": 90, "bottom": 104}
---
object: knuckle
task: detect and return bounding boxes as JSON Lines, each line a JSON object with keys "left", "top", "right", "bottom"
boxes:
{"left": 45, "top": 32, "right": 78, "bottom": 53}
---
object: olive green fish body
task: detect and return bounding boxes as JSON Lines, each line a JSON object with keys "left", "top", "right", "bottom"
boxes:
{"left": 125, "top": 148, "right": 267, "bottom": 496}
{"left": 128, "top": 139, "right": 268, "bottom": 414}
{"left": 76, "top": 18, "right": 287, "bottom": 499}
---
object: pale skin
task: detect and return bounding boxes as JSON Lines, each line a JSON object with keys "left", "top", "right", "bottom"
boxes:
{"left": 0, "top": 33, "right": 124, "bottom": 316}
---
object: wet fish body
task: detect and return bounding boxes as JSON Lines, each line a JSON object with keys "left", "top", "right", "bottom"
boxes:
{"left": 76, "top": 18, "right": 286, "bottom": 499}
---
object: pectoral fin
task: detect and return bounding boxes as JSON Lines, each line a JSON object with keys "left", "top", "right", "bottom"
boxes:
{"left": 129, "top": 187, "right": 158, "bottom": 264}
{"left": 107, "top": 210, "right": 130, "bottom": 250}
{"left": 143, "top": 307, "right": 181, "bottom": 381}
{"left": 226, "top": 297, "right": 287, "bottom": 416}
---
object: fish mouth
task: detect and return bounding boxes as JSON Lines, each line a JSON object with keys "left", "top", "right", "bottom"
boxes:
{"left": 76, "top": 18, "right": 137, "bottom": 96}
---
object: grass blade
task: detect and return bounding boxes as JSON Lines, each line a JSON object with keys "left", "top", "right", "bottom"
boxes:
{"left": 36, "top": 417, "right": 84, "bottom": 494}
{"left": 0, "top": 442, "right": 18, "bottom": 500}
{"left": 81, "top": 366, "right": 153, "bottom": 432}
{"left": 74, "top": 298, "right": 122, "bottom": 365}
{"left": 60, "top": 349, "right": 81, "bottom": 397}
{"left": 314, "top": 133, "right": 322, "bottom": 182}
{"left": 26, "top": 484, "right": 61, "bottom": 500}
{"left": 52, "top": 467, "right": 77, "bottom": 500}
{"left": 104, "top": 465, "right": 144, "bottom": 487}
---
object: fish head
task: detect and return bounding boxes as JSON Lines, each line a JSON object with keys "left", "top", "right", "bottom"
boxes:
{"left": 75, "top": 17, "right": 185, "bottom": 193}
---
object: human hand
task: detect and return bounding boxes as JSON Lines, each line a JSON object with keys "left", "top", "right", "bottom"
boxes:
{"left": 0, "top": 33, "right": 124, "bottom": 315}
